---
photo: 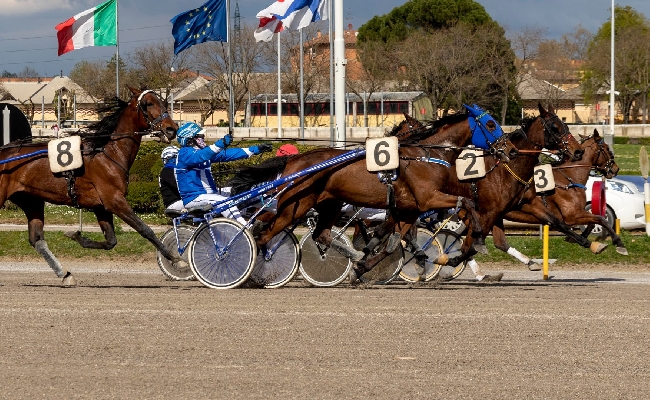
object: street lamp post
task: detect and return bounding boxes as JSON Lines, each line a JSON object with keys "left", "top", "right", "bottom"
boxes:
{"left": 608, "top": 0, "right": 615, "bottom": 149}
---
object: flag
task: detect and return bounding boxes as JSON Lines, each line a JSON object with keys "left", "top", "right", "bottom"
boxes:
{"left": 55, "top": 0, "right": 117, "bottom": 56}
{"left": 170, "top": 0, "right": 227, "bottom": 55}
{"left": 254, "top": 0, "right": 330, "bottom": 42}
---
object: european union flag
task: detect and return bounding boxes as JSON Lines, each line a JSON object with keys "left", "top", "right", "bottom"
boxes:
{"left": 171, "top": 0, "right": 227, "bottom": 55}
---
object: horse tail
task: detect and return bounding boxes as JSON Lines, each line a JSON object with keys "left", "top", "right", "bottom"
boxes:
{"left": 228, "top": 156, "right": 289, "bottom": 195}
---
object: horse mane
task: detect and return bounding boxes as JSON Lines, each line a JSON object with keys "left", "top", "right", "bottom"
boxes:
{"left": 80, "top": 97, "right": 130, "bottom": 146}
{"left": 228, "top": 156, "right": 290, "bottom": 195}
{"left": 398, "top": 111, "right": 468, "bottom": 145}
{"left": 520, "top": 116, "right": 537, "bottom": 132}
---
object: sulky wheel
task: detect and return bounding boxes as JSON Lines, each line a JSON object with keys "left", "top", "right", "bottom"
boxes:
{"left": 188, "top": 218, "right": 256, "bottom": 289}
{"left": 249, "top": 229, "right": 301, "bottom": 288}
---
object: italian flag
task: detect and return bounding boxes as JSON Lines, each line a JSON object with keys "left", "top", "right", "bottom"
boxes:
{"left": 55, "top": 0, "right": 117, "bottom": 56}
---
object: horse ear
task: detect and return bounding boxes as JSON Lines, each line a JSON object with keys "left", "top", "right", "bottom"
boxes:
{"left": 537, "top": 103, "right": 548, "bottom": 116}
{"left": 128, "top": 86, "right": 141, "bottom": 96}
{"left": 548, "top": 104, "right": 556, "bottom": 114}
{"left": 578, "top": 133, "right": 587, "bottom": 141}
{"left": 593, "top": 129, "right": 601, "bottom": 139}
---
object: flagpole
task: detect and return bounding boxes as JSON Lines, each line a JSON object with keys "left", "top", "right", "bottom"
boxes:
{"left": 278, "top": 32, "right": 282, "bottom": 139}
{"left": 328, "top": 0, "right": 334, "bottom": 146}
{"left": 227, "top": 0, "right": 234, "bottom": 134}
{"left": 300, "top": 28, "right": 304, "bottom": 139}
{"left": 334, "top": 0, "right": 346, "bottom": 147}
{"left": 115, "top": 0, "right": 119, "bottom": 98}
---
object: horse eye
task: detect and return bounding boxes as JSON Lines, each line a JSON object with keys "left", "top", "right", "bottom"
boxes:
{"left": 486, "top": 120, "right": 496, "bottom": 131}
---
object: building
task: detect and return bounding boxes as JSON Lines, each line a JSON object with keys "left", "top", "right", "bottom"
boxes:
{"left": 0, "top": 76, "right": 97, "bottom": 128}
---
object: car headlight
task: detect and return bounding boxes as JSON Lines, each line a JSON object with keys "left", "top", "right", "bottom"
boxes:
{"left": 608, "top": 181, "right": 634, "bottom": 194}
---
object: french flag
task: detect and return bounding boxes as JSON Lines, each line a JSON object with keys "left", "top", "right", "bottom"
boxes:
{"left": 254, "top": 0, "right": 330, "bottom": 42}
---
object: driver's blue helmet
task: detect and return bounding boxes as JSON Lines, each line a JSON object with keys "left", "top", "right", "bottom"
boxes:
{"left": 176, "top": 122, "right": 205, "bottom": 147}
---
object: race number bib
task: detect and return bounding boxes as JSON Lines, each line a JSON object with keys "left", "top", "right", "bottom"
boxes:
{"left": 534, "top": 164, "right": 555, "bottom": 192}
{"left": 48, "top": 136, "right": 83, "bottom": 173}
{"left": 456, "top": 149, "right": 486, "bottom": 180}
{"left": 366, "top": 136, "right": 399, "bottom": 172}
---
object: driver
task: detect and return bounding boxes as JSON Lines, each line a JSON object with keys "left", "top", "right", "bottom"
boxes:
{"left": 175, "top": 122, "right": 272, "bottom": 225}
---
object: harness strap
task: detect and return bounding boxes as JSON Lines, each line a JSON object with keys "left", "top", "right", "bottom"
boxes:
{"left": 62, "top": 171, "right": 80, "bottom": 209}
{"left": 503, "top": 163, "right": 533, "bottom": 186}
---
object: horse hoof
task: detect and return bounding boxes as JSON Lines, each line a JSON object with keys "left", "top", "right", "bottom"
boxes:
{"left": 527, "top": 262, "right": 542, "bottom": 271}
{"left": 433, "top": 254, "right": 449, "bottom": 266}
{"left": 385, "top": 233, "right": 401, "bottom": 254}
{"left": 172, "top": 260, "right": 191, "bottom": 273}
{"left": 480, "top": 273, "right": 504, "bottom": 282}
{"left": 590, "top": 242, "right": 608, "bottom": 254}
{"left": 474, "top": 243, "right": 488, "bottom": 255}
{"left": 330, "top": 241, "right": 365, "bottom": 261}
{"left": 64, "top": 230, "right": 80, "bottom": 239}
{"left": 616, "top": 247, "right": 629, "bottom": 256}
{"left": 62, "top": 272, "right": 77, "bottom": 287}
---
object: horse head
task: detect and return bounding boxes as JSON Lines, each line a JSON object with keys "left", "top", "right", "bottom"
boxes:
{"left": 464, "top": 104, "right": 518, "bottom": 162}
{"left": 583, "top": 129, "right": 618, "bottom": 179}
{"left": 129, "top": 87, "right": 178, "bottom": 143}
{"left": 536, "top": 103, "right": 584, "bottom": 161}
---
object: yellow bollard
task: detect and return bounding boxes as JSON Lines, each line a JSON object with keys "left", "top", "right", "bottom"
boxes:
{"left": 616, "top": 218, "right": 621, "bottom": 235}
{"left": 543, "top": 225, "right": 549, "bottom": 280}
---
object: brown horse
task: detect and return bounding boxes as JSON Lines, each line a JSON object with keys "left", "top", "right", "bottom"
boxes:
{"left": 487, "top": 129, "right": 622, "bottom": 272}
{"left": 387, "top": 104, "right": 586, "bottom": 279}
{"left": 0, "top": 87, "right": 178, "bottom": 286}
{"left": 236, "top": 107, "right": 516, "bottom": 274}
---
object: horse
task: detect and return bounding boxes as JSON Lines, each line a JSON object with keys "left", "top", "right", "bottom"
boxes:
{"left": 0, "top": 87, "right": 178, "bottom": 286}
{"left": 353, "top": 103, "right": 583, "bottom": 280}
{"left": 232, "top": 105, "right": 518, "bottom": 279}
{"left": 487, "top": 129, "right": 622, "bottom": 272}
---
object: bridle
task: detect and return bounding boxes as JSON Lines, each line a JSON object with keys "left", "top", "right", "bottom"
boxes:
{"left": 539, "top": 113, "right": 576, "bottom": 160}
{"left": 588, "top": 138, "right": 616, "bottom": 177}
{"left": 136, "top": 90, "right": 171, "bottom": 133}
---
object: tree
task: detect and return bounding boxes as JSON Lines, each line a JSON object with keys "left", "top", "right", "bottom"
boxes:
{"left": 190, "top": 23, "right": 270, "bottom": 125}
{"left": 281, "top": 25, "right": 332, "bottom": 127}
{"left": 357, "top": 0, "right": 514, "bottom": 121}
{"left": 128, "top": 40, "right": 193, "bottom": 104}
{"left": 583, "top": 5, "right": 650, "bottom": 123}
{"left": 70, "top": 58, "right": 127, "bottom": 103}
{"left": 17, "top": 66, "right": 39, "bottom": 79}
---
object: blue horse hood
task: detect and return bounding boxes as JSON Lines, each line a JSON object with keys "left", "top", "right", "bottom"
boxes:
{"left": 463, "top": 104, "right": 504, "bottom": 149}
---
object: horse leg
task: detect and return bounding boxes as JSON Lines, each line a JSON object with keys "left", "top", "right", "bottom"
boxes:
{"left": 492, "top": 220, "right": 541, "bottom": 271}
{"left": 571, "top": 214, "right": 626, "bottom": 255}
{"left": 14, "top": 197, "right": 76, "bottom": 286}
{"left": 105, "top": 196, "right": 180, "bottom": 263}
{"left": 312, "top": 202, "right": 364, "bottom": 261}
{"left": 64, "top": 207, "right": 118, "bottom": 250}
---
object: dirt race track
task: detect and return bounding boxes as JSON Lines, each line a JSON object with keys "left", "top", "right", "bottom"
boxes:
{"left": 1, "top": 258, "right": 649, "bottom": 399}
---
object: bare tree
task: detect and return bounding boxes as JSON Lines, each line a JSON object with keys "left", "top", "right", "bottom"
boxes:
{"left": 190, "top": 23, "right": 270, "bottom": 124}
{"left": 17, "top": 66, "right": 39, "bottom": 79}
{"left": 127, "top": 40, "right": 193, "bottom": 104}
{"left": 350, "top": 39, "right": 394, "bottom": 126}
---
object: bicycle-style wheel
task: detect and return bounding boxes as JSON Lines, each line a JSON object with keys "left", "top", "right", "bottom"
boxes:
{"left": 156, "top": 225, "right": 196, "bottom": 281}
{"left": 250, "top": 229, "right": 301, "bottom": 288}
{"left": 434, "top": 229, "right": 468, "bottom": 281}
{"left": 188, "top": 218, "right": 256, "bottom": 289}
{"left": 400, "top": 228, "right": 443, "bottom": 282}
{"left": 299, "top": 227, "right": 352, "bottom": 287}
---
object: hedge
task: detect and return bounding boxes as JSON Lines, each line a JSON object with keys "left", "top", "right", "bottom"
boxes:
{"left": 127, "top": 140, "right": 321, "bottom": 214}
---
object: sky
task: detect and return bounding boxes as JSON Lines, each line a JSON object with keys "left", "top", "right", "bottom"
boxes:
{"left": 0, "top": 0, "right": 648, "bottom": 77}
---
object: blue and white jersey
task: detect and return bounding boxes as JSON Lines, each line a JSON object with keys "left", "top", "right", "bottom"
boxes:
{"left": 175, "top": 144, "right": 253, "bottom": 205}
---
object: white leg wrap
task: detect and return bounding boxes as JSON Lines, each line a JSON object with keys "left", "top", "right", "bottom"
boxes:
{"left": 467, "top": 258, "right": 484, "bottom": 281}
{"left": 507, "top": 247, "right": 531, "bottom": 265}
{"left": 35, "top": 240, "right": 67, "bottom": 278}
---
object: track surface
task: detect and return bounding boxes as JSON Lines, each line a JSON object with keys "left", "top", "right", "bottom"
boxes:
{"left": 1, "top": 259, "right": 649, "bottom": 399}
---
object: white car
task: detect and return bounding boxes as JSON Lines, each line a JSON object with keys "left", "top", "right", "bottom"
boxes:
{"left": 585, "top": 175, "right": 646, "bottom": 233}
{"left": 501, "top": 174, "right": 647, "bottom": 232}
